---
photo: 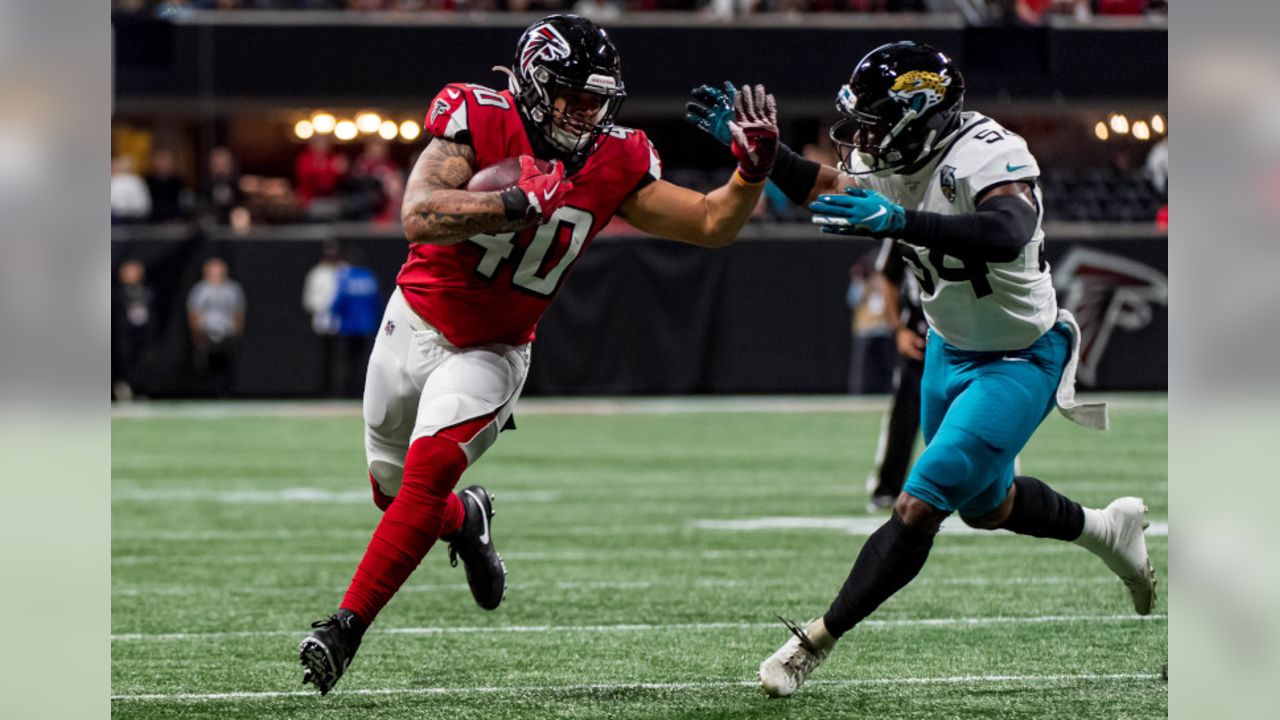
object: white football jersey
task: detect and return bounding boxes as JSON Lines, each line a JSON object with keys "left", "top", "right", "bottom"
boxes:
{"left": 852, "top": 112, "right": 1056, "bottom": 352}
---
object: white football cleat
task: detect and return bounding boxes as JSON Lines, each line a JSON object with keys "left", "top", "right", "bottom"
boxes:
{"left": 1077, "top": 497, "right": 1157, "bottom": 615}
{"left": 758, "top": 618, "right": 830, "bottom": 698}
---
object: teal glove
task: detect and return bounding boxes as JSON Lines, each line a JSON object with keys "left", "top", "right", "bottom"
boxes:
{"left": 685, "top": 82, "right": 737, "bottom": 146}
{"left": 810, "top": 187, "right": 906, "bottom": 237}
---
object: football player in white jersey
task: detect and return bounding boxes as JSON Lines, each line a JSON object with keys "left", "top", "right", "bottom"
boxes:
{"left": 687, "top": 41, "right": 1158, "bottom": 698}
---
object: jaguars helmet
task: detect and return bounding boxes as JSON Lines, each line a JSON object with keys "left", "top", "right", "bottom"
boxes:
{"left": 830, "top": 41, "right": 965, "bottom": 176}
{"left": 504, "top": 14, "right": 626, "bottom": 162}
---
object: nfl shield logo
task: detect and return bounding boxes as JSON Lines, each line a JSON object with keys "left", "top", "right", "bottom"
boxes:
{"left": 384, "top": 320, "right": 396, "bottom": 336}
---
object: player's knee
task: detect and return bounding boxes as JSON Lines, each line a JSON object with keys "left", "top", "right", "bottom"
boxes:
{"left": 912, "top": 440, "right": 975, "bottom": 489}
{"left": 368, "top": 471, "right": 396, "bottom": 511}
{"left": 894, "top": 493, "right": 948, "bottom": 532}
{"left": 960, "top": 483, "right": 1017, "bottom": 529}
{"left": 961, "top": 512, "right": 1004, "bottom": 530}
{"left": 402, "top": 435, "right": 469, "bottom": 496}
{"left": 368, "top": 460, "right": 403, "bottom": 499}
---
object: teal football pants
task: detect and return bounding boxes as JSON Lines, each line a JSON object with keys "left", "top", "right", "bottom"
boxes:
{"left": 903, "top": 323, "right": 1071, "bottom": 519}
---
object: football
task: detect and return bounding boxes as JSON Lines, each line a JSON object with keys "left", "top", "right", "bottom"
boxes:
{"left": 466, "top": 157, "right": 550, "bottom": 192}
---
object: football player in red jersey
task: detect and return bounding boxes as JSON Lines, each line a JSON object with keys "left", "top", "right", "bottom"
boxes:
{"left": 298, "top": 14, "right": 779, "bottom": 695}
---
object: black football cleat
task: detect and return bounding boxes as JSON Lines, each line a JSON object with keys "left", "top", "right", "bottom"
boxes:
{"left": 299, "top": 609, "right": 366, "bottom": 696}
{"left": 445, "top": 484, "right": 508, "bottom": 610}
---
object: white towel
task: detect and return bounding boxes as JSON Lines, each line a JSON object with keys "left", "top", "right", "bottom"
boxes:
{"left": 1054, "top": 309, "right": 1109, "bottom": 431}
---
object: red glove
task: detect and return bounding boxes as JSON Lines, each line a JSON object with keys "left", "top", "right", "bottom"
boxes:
{"left": 728, "top": 84, "right": 779, "bottom": 184}
{"left": 511, "top": 156, "right": 572, "bottom": 224}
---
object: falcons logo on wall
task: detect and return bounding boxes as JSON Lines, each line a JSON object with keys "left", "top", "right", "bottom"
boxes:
{"left": 1055, "top": 248, "right": 1168, "bottom": 386}
{"left": 520, "top": 23, "right": 571, "bottom": 77}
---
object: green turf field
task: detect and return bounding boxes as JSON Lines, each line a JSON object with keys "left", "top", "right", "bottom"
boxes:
{"left": 111, "top": 398, "right": 1168, "bottom": 719}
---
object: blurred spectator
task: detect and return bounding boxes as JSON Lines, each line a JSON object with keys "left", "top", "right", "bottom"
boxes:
{"left": 330, "top": 249, "right": 382, "bottom": 396}
{"left": 202, "top": 146, "right": 245, "bottom": 224}
{"left": 187, "top": 257, "right": 246, "bottom": 397}
{"left": 111, "top": 155, "right": 151, "bottom": 223}
{"left": 1012, "top": 0, "right": 1090, "bottom": 24}
{"left": 145, "top": 148, "right": 189, "bottom": 222}
{"left": 112, "top": 259, "right": 156, "bottom": 401}
{"left": 864, "top": 240, "right": 927, "bottom": 511}
{"left": 303, "top": 241, "right": 343, "bottom": 396}
{"left": 573, "top": 0, "right": 623, "bottom": 20}
{"left": 1096, "top": 0, "right": 1145, "bottom": 15}
{"left": 295, "top": 136, "right": 349, "bottom": 219}
{"left": 1148, "top": 136, "right": 1168, "bottom": 232}
{"left": 846, "top": 254, "right": 896, "bottom": 395}
{"left": 1146, "top": 136, "right": 1168, "bottom": 197}
{"left": 346, "top": 140, "right": 401, "bottom": 221}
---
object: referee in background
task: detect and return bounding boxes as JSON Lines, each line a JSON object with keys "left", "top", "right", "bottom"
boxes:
{"left": 865, "top": 238, "right": 928, "bottom": 512}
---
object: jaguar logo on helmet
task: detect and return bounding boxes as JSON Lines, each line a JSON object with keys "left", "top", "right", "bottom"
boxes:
{"left": 889, "top": 70, "right": 952, "bottom": 114}
{"left": 519, "top": 23, "right": 571, "bottom": 78}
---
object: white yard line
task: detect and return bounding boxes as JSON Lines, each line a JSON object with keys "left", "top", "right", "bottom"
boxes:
{"left": 111, "top": 672, "right": 1163, "bottom": 702}
{"left": 111, "top": 575, "right": 1121, "bottom": 597}
{"left": 111, "top": 613, "right": 1165, "bottom": 642}
{"left": 692, "top": 516, "right": 1169, "bottom": 537}
{"left": 111, "top": 395, "right": 1168, "bottom": 420}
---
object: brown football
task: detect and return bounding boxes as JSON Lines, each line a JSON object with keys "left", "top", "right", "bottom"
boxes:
{"left": 465, "top": 157, "right": 551, "bottom": 192}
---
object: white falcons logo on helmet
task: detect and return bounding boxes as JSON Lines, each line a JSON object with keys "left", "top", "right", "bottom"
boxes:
{"left": 1054, "top": 248, "right": 1168, "bottom": 386}
{"left": 520, "top": 23, "right": 571, "bottom": 77}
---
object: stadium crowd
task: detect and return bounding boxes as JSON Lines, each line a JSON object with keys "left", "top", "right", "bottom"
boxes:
{"left": 111, "top": 0, "right": 1168, "bottom": 21}
{"left": 109, "top": 134, "right": 1167, "bottom": 227}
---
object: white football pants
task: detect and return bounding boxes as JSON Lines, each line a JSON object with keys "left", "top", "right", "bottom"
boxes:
{"left": 362, "top": 288, "right": 530, "bottom": 498}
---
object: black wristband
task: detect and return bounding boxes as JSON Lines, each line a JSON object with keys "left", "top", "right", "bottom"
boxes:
{"left": 499, "top": 187, "right": 531, "bottom": 223}
{"left": 769, "top": 142, "right": 822, "bottom": 206}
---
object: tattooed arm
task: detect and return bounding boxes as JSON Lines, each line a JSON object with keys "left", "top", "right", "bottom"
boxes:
{"left": 400, "top": 138, "right": 531, "bottom": 245}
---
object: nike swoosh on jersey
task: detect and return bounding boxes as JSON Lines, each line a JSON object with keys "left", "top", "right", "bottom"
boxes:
{"left": 542, "top": 184, "right": 560, "bottom": 201}
{"left": 447, "top": 89, "right": 461, "bottom": 99}
{"left": 1006, "top": 163, "right": 1029, "bottom": 172}
{"left": 1002, "top": 357, "right": 1031, "bottom": 363}
{"left": 464, "top": 489, "right": 490, "bottom": 545}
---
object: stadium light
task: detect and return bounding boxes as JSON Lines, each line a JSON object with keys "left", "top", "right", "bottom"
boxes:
{"left": 1151, "top": 114, "right": 1166, "bottom": 134}
{"left": 294, "top": 119, "right": 315, "bottom": 140}
{"left": 379, "top": 120, "right": 399, "bottom": 141}
{"left": 356, "top": 112, "right": 382, "bottom": 134}
{"left": 1132, "top": 121, "right": 1151, "bottom": 141}
{"left": 334, "top": 120, "right": 359, "bottom": 141}
{"left": 311, "top": 112, "right": 336, "bottom": 135}
{"left": 399, "top": 120, "right": 421, "bottom": 142}
{"left": 1109, "top": 114, "right": 1130, "bottom": 135}
{"left": 1094, "top": 121, "right": 1109, "bottom": 141}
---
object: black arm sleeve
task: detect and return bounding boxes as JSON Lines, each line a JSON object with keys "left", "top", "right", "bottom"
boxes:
{"left": 898, "top": 194, "right": 1038, "bottom": 263}
{"left": 768, "top": 142, "right": 822, "bottom": 207}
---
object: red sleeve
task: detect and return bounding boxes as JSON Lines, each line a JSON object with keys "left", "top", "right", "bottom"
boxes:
{"left": 637, "top": 130, "right": 662, "bottom": 185}
{"left": 424, "top": 83, "right": 473, "bottom": 146}
{"left": 621, "top": 129, "right": 663, "bottom": 197}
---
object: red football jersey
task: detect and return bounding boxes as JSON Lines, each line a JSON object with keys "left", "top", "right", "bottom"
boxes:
{"left": 397, "top": 83, "right": 663, "bottom": 348}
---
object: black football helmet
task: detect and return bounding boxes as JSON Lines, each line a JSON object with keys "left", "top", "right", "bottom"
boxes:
{"left": 830, "top": 41, "right": 965, "bottom": 176}
{"left": 504, "top": 14, "right": 626, "bottom": 162}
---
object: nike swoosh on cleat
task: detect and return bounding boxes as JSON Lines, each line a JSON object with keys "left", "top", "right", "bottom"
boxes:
{"left": 464, "top": 489, "right": 490, "bottom": 545}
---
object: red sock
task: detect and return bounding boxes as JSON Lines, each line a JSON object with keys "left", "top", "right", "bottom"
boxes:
{"left": 341, "top": 435, "right": 468, "bottom": 624}
{"left": 369, "top": 472, "right": 396, "bottom": 512}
